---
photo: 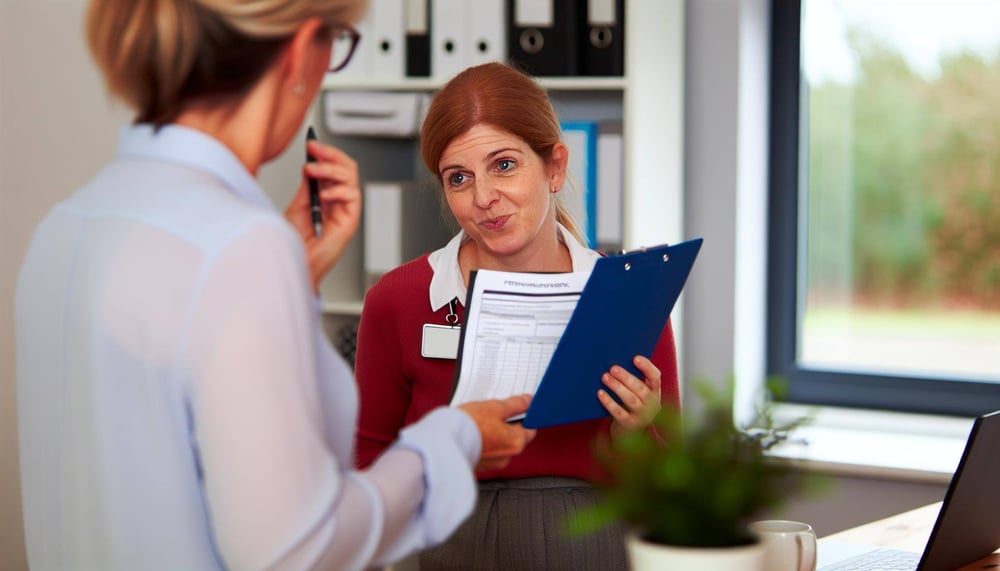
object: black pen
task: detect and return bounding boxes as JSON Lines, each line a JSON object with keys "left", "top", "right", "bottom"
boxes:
{"left": 306, "top": 126, "right": 322, "bottom": 237}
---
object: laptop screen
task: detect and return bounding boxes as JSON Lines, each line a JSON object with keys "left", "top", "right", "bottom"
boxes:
{"left": 919, "top": 409, "right": 1000, "bottom": 571}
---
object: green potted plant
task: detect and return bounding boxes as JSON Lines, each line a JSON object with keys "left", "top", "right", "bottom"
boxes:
{"left": 570, "top": 378, "right": 818, "bottom": 570}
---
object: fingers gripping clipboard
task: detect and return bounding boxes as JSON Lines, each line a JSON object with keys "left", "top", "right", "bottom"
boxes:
{"left": 521, "top": 238, "right": 703, "bottom": 429}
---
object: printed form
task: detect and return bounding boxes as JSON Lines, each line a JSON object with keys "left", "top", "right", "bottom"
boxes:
{"left": 449, "top": 269, "right": 593, "bottom": 408}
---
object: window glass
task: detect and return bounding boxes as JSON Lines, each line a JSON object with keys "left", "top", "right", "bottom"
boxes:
{"left": 799, "top": 0, "right": 1000, "bottom": 383}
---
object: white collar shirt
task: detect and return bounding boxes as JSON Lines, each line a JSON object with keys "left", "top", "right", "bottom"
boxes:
{"left": 426, "top": 223, "right": 601, "bottom": 311}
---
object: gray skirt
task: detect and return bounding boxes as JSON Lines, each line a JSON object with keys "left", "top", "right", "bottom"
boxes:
{"left": 418, "top": 476, "right": 628, "bottom": 571}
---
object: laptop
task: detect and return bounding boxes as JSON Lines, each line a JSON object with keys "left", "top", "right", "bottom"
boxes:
{"left": 819, "top": 409, "right": 1000, "bottom": 571}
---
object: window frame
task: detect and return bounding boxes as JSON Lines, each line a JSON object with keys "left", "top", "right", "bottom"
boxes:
{"left": 766, "top": 0, "right": 1000, "bottom": 417}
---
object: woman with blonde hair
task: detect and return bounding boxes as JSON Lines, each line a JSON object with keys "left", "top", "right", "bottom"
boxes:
{"left": 15, "top": 2, "right": 535, "bottom": 569}
{"left": 354, "top": 61, "right": 680, "bottom": 570}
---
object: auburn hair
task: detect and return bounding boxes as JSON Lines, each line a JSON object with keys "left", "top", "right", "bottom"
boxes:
{"left": 419, "top": 62, "right": 586, "bottom": 245}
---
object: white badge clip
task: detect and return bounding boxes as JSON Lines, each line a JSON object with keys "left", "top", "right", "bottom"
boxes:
{"left": 422, "top": 298, "right": 461, "bottom": 359}
{"left": 421, "top": 324, "right": 460, "bottom": 359}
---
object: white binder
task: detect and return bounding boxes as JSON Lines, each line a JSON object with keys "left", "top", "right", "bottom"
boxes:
{"left": 362, "top": 182, "right": 454, "bottom": 289}
{"left": 431, "top": 0, "right": 467, "bottom": 80}
{"left": 368, "top": 0, "right": 405, "bottom": 80}
{"left": 468, "top": 0, "right": 507, "bottom": 67}
{"left": 363, "top": 183, "right": 404, "bottom": 284}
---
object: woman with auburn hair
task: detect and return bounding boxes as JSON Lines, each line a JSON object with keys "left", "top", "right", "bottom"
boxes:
{"left": 14, "top": 2, "right": 536, "bottom": 570}
{"left": 353, "top": 61, "right": 680, "bottom": 570}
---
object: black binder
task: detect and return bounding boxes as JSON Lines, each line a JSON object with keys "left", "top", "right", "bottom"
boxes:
{"left": 405, "top": 0, "right": 431, "bottom": 77}
{"left": 580, "top": 0, "right": 625, "bottom": 76}
{"left": 506, "top": 0, "right": 581, "bottom": 76}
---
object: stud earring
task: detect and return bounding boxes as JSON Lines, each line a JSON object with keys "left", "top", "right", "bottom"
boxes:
{"left": 293, "top": 83, "right": 305, "bottom": 96}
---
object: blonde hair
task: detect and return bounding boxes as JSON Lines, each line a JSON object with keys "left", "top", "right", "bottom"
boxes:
{"left": 86, "top": 0, "right": 367, "bottom": 125}
{"left": 419, "top": 62, "right": 587, "bottom": 246}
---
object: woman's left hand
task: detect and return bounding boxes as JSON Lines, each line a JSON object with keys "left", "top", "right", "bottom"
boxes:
{"left": 598, "top": 355, "right": 662, "bottom": 438}
{"left": 285, "top": 137, "right": 361, "bottom": 292}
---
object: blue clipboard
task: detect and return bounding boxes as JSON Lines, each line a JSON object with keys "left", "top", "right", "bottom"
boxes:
{"left": 521, "top": 237, "right": 703, "bottom": 429}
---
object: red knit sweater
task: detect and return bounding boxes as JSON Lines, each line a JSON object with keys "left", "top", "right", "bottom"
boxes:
{"left": 353, "top": 254, "right": 680, "bottom": 481}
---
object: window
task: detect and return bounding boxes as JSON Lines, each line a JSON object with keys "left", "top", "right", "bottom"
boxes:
{"left": 768, "top": 0, "right": 1000, "bottom": 416}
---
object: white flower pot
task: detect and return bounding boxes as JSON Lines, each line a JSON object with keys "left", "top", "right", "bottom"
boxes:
{"left": 626, "top": 531, "right": 766, "bottom": 571}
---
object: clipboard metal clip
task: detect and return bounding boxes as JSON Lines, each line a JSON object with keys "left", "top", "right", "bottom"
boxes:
{"left": 617, "top": 245, "right": 670, "bottom": 271}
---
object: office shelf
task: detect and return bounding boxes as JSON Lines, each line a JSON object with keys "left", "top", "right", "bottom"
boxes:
{"left": 315, "top": 1, "right": 684, "bottom": 317}
{"left": 322, "top": 76, "right": 629, "bottom": 92}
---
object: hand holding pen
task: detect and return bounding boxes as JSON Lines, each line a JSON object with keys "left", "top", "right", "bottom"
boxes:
{"left": 285, "top": 126, "right": 361, "bottom": 292}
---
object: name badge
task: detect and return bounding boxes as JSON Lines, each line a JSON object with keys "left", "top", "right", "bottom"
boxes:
{"left": 421, "top": 324, "right": 460, "bottom": 359}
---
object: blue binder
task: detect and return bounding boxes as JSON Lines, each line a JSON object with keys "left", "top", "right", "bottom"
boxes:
{"left": 521, "top": 237, "right": 703, "bottom": 429}
{"left": 560, "top": 120, "right": 599, "bottom": 248}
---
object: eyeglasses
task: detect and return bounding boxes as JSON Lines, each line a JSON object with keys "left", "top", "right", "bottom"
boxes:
{"left": 328, "top": 25, "right": 361, "bottom": 73}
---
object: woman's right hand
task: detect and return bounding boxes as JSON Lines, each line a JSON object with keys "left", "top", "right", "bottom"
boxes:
{"left": 458, "top": 395, "right": 537, "bottom": 471}
{"left": 284, "top": 138, "right": 361, "bottom": 292}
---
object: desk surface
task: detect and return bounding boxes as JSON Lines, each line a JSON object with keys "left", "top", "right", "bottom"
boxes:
{"left": 819, "top": 502, "right": 1000, "bottom": 570}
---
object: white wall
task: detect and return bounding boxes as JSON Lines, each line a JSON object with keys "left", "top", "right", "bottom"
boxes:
{"left": 1, "top": 3, "right": 121, "bottom": 567}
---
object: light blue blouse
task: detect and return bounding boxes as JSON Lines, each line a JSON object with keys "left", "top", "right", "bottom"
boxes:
{"left": 15, "top": 124, "right": 480, "bottom": 570}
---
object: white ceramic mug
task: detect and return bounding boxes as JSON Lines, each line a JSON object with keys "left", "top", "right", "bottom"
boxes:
{"left": 749, "top": 519, "right": 818, "bottom": 571}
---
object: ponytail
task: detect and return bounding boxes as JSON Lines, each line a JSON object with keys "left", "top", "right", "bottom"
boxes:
{"left": 555, "top": 201, "right": 588, "bottom": 248}
{"left": 87, "top": 0, "right": 202, "bottom": 125}
{"left": 85, "top": 0, "right": 364, "bottom": 126}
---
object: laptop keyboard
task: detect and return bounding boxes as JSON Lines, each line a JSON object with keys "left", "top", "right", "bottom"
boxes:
{"left": 820, "top": 548, "right": 921, "bottom": 570}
